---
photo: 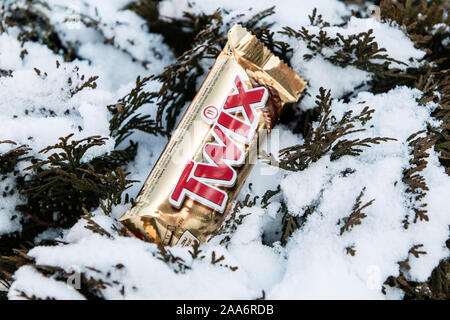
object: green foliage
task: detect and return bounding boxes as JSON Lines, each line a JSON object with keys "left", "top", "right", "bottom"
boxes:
{"left": 0, "top": 16, "right": 174, "bottom": 289}
{"left": 69, "top": 74, "right": 98, "bottom": 97}
{"left": 366, "top": 1, "right": 450, "bottom": 299}
{"left": 64, "top": 6, "right": 154, "bottom": 70}
{"left": 108, "top": 76, "right": 164, "bottom": 147}
{"left": 264, "top": 88, "right": 395, "bottom": 171}
{"left": 125, "top": 0, "right": 207, "bottom": 58}
{"left": 426, "top": 71, "right": 450, "bottom": 173}
{"left": 2, "top": 240, "right": 240, "bottom": 299}
{"left": 81, "top": 208, "right": 113, "bottom": 238}
{"left": 188, "top": 242, "right": 205, "bottom": 261}
{"left": 281, "top": 6, "right": 409, "bottom": 82}
{"left": 1, "top": 142, "right": 34, "bottom": 289}
{"left": 0, "top": 133, "right": 136, "bottom": 287}
{"left": 401, "top": 131, "right": 436, "bottom": 229}
{"left": 382, "top": 242, "right": 449, "bottom": 300}
{"left": 1, "top": 0, "right": 449, "bottom": 301}
{"left": 1, "top": 0, "right": 77, "bottom": 61}
{"left": 35, "top": 63, "right": 99, "bottom": 98}
{"left": 378, "top": 0, "right": 450, "bottom": 174}
{"left": 259, "top": 186, "right": 302, "bottom": 246}
{"left": 261, "top": 185, "right": 281, "bottom": 208}
{"left": 210, "top": 251, "right": 238, "bottom": 272}
{"left": 208, "top": 193, "right": 257, "bottom": 247}
{"left": 283, "top": 26, "right": 406, "bottom": 72}
{"left": 0, "top": 141, "right": 31, "bottom": 176}
{"left": 156, "top": 241, "right": 237, "bottom": 275}
{"left": 208, "top": 186, "right": 301, "bottom": 247}
{"left": 2, "top": 249, "right": 121, "bottom": 300}
{"left": 152, "top": 10, "right": 226, "bottom": 132}
{"left": 155, "top": 243, "right": 190, "bottom": 274}
{"left": 255, "top": 27, "right": 293, "bottom": 66}
{"left": 20, "top": 134, "right": 135, "bottom": 228}
{"left": 380, "top": 0, "right": 449, "bottom": 62}
{"left": 89, "top": 141, "right": 138, "bottom": 173}
{"left": 281, "top": 9, "right": 428, "bottom": 96}
{"left": 307, "top": 8, "right": 331, "bottom": 28}
{"left": 280, "top": 202, "right": 300, "bottom": 246}
{"left": 338, "top": 187, "right": 374, "bottom": 235}
{"left": 345, "top": 245, "right": 356, "bottom": 256}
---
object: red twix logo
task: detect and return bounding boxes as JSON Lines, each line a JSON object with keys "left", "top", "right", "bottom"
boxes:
{"left": 169, "top": 75, "right": 268, "bottom": 212}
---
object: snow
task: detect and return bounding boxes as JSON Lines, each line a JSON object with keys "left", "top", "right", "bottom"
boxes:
{"left": 1, "top": 0, "right": 449, "bottom": 300}
{"left": 0, "top": 0, "right": 173, "bottom": 234}
{"left": 292, "top": 56, "right": 372, "bottom": 110}
{"left": 266, "top": 86, "right": 449, "bottom": 299}
{"left": 0, "top": 175, "right": 23, "bottom": 234}
{"left": 10, "top": 235, "right": 257, "bottom": 300}
{"left": 9, "top": 266, "right": 86, "bottom": 300}
{"left": 328, "top": 17, "right": 426, "bottom": 67}
{"left": 287, "top": 16, "right": 426, "bottom": 110}
{"left": 160, "top": 0, "right": 349, "bottom": 30}
{"left": 43, "top": 0, "right": 173, "bottom": 92}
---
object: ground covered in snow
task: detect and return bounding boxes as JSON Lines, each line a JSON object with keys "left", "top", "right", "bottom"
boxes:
{"left": 0, "top": 0, "right": 449, "bottom": 300}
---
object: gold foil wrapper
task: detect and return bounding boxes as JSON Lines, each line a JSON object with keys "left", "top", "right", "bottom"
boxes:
{"left": 119, "top": 24, "right": 306, "bottom": 246}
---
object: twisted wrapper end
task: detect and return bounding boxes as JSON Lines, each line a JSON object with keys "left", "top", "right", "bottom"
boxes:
{"left": 227, "top": 24, "right": 307, "bottom": 104}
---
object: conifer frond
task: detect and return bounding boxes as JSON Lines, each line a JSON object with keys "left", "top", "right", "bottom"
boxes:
{"left": 153, "top": 11, "right": 226, "bottom": 132}
{"left": 208, "top": 194, "right": 256, "bottom": 246}
{"left": 261, "top": 185, "right": 281, "bottom": 208}
{"left": 1, "top": 0, "right": 77, "bottom": 61}
{"left": 0, "top": 141, "right": 31, "bottom": 175}
{"left": 280, "top": 203, "right": 300, "bottom": 246}
{"left": 188, "top": 242, "right": 205, "bottom": 261}
{"left": 339, "top": 187, "right": 374, "bottom": 235}
{"left": 108, "top": 76, "right": 163, "bottom": 147}
{"left": 382, "top": 242, "right": 448, "bottom": 300}
{"left": 282, "top": 25, "right": 406, "bottom": 73}
{"left": 380, "top": 0, "right": 449, "bottom": 60}
{"left": 255, "top": 28, "right": 293, "bottom": 65}
{"left": 81, "top": 208, "right": 112, "bottom": 238}
{"left": 345, "top": 245, "right": 356, "bottom": 256}
{"left": 18, "top": 134, "right": 135, "bottom": 228}
{"left": 265, "top": 88, "right": 394, "bottom": 171}
{"left": 155, "top": 243, "right": 190, "bottom": 274}
{"left": 402, "top": 131, "right": 436, "bottom": 228}
{"left": 331, "top": 136, "right": 396, "bottom": 161}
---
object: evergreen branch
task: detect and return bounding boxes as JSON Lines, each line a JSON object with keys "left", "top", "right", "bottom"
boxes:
{"left": 402, "top": 131, "right": 436, "bottom": 228}
{"left": 264, "top": 88, "right": 395, "bottom": 171}
{"left": 339, "top": 187, "right": 374, "bottom": 235}
{"left": 108, "top": 76, "right": 164, "bottom": 147}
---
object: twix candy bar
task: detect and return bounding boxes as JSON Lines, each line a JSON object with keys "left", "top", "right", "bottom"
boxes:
{"left": 119, "top": 24, "right": 306, "bottom": 246}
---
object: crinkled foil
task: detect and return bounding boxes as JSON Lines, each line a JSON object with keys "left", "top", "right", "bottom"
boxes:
{"left": 119, "top": 24, "right": 306, "bottom": 246}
